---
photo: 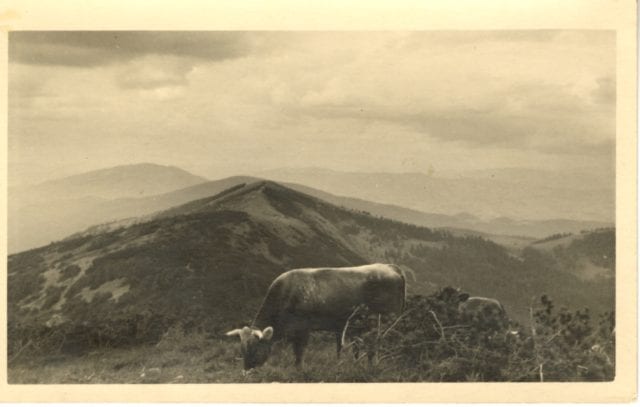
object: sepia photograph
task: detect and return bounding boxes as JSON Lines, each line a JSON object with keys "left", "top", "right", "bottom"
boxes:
{"left": 1, "top": 0, "right": 637, "bottom": 403}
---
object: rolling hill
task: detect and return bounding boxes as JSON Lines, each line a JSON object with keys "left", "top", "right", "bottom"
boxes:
{"left": 11, "top": 163, "right": 207, "bottom": 201}
{"left": 8, "top": 181, "right": 615, "bottom": 355}
{"left": 529, "top": 229, "right": 615, "bottom": 280}
{"left": 8, "top": 164, "right": 214, "bottom": 253}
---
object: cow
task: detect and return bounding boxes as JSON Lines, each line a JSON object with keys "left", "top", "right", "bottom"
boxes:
{"left": 226, "top": 263, "right": 406, "bottom": 370}
{"left": 457, "top": 294, "right": 519, "bottom": 336}
{"left": 458, "top": 296, "right": 506, "bottom": 320}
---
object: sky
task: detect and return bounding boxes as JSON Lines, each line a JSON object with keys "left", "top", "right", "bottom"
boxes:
{"left": 9, "top": 31, "right": 615, "bottom": 186}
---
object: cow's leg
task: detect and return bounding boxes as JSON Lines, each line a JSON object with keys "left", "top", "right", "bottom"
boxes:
{"left": 367, "top": 346, "right": 375, "bottom": 365}
{"left": 335, "top": 330, "right": 342, "bottom": 358}
{"left": 369, "top": 313, "right": 382, "bottom": 365}
{"left": 353, "top": 342, "right": 360, "bottom": 361}
{"left": 292, "top": 330, "right": 309, "bottom": 367}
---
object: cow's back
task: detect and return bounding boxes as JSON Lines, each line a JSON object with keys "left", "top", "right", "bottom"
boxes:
{"left": 288, "top": 264, "right": 403, "bottom": 315}
{"left": 459, "top": 296, "right": 505, "bottom": 317}
{"left": 254, "top": 264, "right": 404, "bottom": 333}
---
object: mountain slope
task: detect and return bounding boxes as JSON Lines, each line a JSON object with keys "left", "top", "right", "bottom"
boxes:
{"left": 9, "top": 181, "right": 615, "bottom": 354}
{"left": 529, "top": 229, "right": 615, "bottom": 280}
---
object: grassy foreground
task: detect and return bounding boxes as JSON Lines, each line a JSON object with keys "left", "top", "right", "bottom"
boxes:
{"left": 8, "top": 293, "right": 615, "bottom": 383}
{"left": 9, "top": 329, "right": 388, "bottom": 384}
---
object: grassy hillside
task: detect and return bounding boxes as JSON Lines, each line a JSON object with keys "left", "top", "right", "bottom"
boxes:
{"left": 8, "top": 181, "right": 615, "bottom": 382}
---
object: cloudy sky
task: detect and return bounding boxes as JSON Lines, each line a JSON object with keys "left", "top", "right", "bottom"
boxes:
{"left": 9, "top": 31, "right": 615, "bottom": 186}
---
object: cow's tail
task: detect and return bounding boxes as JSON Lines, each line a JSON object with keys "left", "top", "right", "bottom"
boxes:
{"left": 389, "top": 264, "right": 414, "bottom": 311}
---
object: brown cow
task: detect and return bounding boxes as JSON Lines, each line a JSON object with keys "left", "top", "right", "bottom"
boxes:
{"left": 226, "top": 263, "right": 406, "bottom": 369}
{"left": 458, "top": 296, "right": 506, "bottom": 319}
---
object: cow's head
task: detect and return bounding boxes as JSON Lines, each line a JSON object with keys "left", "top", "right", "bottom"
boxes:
{"left": 439, "top": 286, "right": 470, "bottom": 305}
{"left": 226, "top": 326, "right": 274, "bottom": 370}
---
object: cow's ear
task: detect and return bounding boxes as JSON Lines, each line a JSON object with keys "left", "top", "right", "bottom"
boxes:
{"left": 226, "top": 328, "right": 242, "bottom": 337}
{"left": 458, "top": 293, "right": 470, "bottom": 302}
{"left": 262, "top": 326, "right": 274, "bottom": 340}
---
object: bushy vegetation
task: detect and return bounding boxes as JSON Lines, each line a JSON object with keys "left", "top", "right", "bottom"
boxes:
{"left": 7, "top": 252, "right": 47, "bottom": 303}
{"left": 8, "top": 289, "right": 614, "bottom": 383}
{"left": 340, "top": 289, "right": 614, "bottom": 382}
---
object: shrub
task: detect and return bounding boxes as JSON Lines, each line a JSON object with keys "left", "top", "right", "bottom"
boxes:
{"left": 60, "top": 264, "right": 81, "bottom": 281}
{"left": 341, "top": 289, "right": 614, "bottom": 382}
{"left": 9, "top": 287, "right": 614, "bottom": 382}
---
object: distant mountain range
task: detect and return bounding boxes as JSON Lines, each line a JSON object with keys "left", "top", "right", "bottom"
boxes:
{"left": 8, "top": 164, "right": 210, "bottom": 253}
{"left": 258, "top": 167, "right": 614, "bottom": 222}
{"left": 11, "top": 163, "right": 208, "bottom": 202}
{"left": 8, "top": 180, "right": 614, "bottom": 352}
{"left": 284, "top": 183, "right": 612, "bottom": 243}
{"left": 8, "top": 164, "right": 613, "bottom": 253}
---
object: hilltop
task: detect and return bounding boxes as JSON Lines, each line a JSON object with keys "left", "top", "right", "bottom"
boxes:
{"left": 11, "top": 163, "right": 208, "bottom": 200}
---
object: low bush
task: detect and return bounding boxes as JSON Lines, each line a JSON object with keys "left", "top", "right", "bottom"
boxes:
{"left": 338, "top": 289, "right": 614, "bottom": 382}
{"left": 8, "top": 288, "right": 614, "bottom": 382}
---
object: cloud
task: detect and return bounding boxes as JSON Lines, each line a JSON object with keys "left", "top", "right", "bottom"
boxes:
{"left": 256, "top": 31, "right": 615, "bottom": 157}
{"left": 116, "top": 55, "right": 194, "bottom": 90}
{"left": 283, "top": 80, "right": 615, "bottom": 156}
{"left": 9, "top": 31, "right": 616, "bottom": 186}
{"left": 591, "top": 76, "right": 616, "bottom": 105}
{"left": 9, "top": 64, "right": 49, "bottom": 101}
{"left": 285, "top": 99, "right": 613, "bottom": 157}
{"left": 9, "top": 31, "right": 254, "bottom": 67}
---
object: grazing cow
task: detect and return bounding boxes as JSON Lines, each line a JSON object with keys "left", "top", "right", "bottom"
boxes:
{"left": 457, "top": 295, "right": 519, "bottom": 335}
{"left": 226, "top": 263, "right": 406, "bottom": 369}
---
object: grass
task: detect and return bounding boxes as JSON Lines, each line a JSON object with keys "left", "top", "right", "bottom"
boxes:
{"left": 8, "top": 295, "right": 615, "bottom": 383}
{"left": 8, "top": 328, "right": 383, "bottom": 384}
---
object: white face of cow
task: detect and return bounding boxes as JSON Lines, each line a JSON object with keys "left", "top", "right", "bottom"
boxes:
{"left": 226, "top": 326, "right": 274, "bottom": 370}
